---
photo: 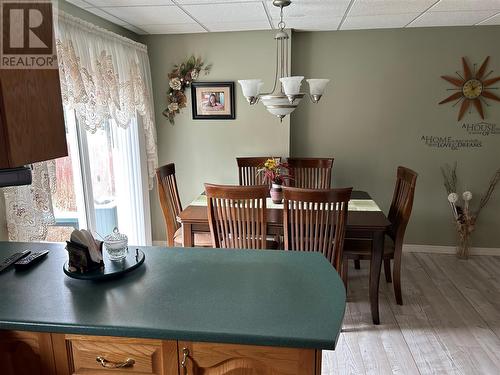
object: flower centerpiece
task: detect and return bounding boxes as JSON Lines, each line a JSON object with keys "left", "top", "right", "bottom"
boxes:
{"left": 441, "top": 163, "right": 500, "bottom": 259}
{"left": 257, "top": 158, "right": 292, "bottom": 204}
{"left": 162, "top": 56, "right": 211, "bottom": 125}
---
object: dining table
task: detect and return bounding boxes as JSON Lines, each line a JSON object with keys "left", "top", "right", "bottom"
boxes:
{"left": 177, "top": 190, "right": 391, "bottom": 325}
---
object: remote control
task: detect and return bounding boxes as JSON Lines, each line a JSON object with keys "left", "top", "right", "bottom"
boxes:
{"left": 14, "top": 251, "right": 49, "bottom": 271}
{"left": 0, "top": 250, "right": 31, "bottom": 273}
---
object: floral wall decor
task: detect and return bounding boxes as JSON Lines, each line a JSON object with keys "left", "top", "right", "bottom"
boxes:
{"left": 162, "top": 56, "right": 211, "bottom": 124}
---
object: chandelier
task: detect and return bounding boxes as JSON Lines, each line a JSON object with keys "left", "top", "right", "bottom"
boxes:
{"left": 238, "top": 0, "right": 329, "bottom": 121}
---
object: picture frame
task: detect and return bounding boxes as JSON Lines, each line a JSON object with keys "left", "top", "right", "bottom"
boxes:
{"left": 191, "top": 82, "right": 236, "bottom": 120}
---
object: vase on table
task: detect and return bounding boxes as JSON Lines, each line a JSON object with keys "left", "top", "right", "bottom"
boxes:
{"left": 270, "top": 183, "right": 283, "bottom": 204}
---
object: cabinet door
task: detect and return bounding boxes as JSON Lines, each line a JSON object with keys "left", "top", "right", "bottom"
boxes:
{"left": 178, "top": 341, "right": 318, "bottom": 375}
{"left": 0, "top": 69, "right": 67, "bottom": 168}
{"left": 0, "top": 330, "right": 56, "bottom": 375}
{"left": 52, "top": 334, "right": 178, "bottom": 375}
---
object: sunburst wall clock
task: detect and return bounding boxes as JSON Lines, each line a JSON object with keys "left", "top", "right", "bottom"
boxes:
{"left": 439, "top": 57, "right": 500, "bottom": 121}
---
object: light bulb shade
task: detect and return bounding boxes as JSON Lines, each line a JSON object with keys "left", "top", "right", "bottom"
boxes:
{"left": 238, "top": 79, "right": 263, "bottom": 98}
{"left": 306, "top": 79, "right": 330, "bottom": 95}
{"left": 280, "top": 76, "right": 304, "bottom": 95}
{"left": 261, "top": 94, "right": 302, "bottom": 118}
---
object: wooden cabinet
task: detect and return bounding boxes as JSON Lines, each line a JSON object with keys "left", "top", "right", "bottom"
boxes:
{"left": 51, "top": 334, "right": 178, "bottom": 375}
{"left": 0, "top": 69, "right": 67, "bottom": 168}
{"left": 0, "top": 331, "right": 320, "bottom": 375}
{"left": 0, "top": 330, "right": 57, "bottom": 375}
{"left": 177, "top": 341, "right": 318, "bottom": 375}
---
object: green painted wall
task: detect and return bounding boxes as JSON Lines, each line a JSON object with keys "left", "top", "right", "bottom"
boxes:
{"left": 144, "top": 31, "right": 290, "bottom": 243}
{"left": 291, "top": 27, "right": 500, "bottom": 248}
{"left": 58, "top": 0, "right": 140, "bottom": 41}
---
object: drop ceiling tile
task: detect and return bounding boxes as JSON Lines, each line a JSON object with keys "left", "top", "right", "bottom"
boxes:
{"left": 85, "top": 8, "right": 129, "bottom": 25}
{"left": 432, "top": 0, "right": 500, "bottom": 12}
{"left": 205, "top": 20, "right": 271, "bottom": 32}
{"left": 121, "top": 24, "right": 149, "bottom": 34}
{"left": 85, "top": 0, "right": 173, "bottom": 6}
{"left": 342, "top": 13, "right": 419, "bottom": 30}
{"left": 279, "top": 16, "right": 343, "bottom": 31}
{"left": 349, "top": 0, "right": 436, "bottom": 16}
{"left": 266, "top": 0, "right": 351, "bottom": 19}
{"left": 65, "top": 0, "right": 93, "bottom": 8}
{"left": 139, "top": 23, "right": 206, "bottom": 33}
{"left": 101, "top": 5, "right": 193, "bottom": 24}
{"left": 183, "top": 2, "right": 268, "bottom": 23}
{"left": 477, "top": 11, "right": 500, "bottom": 24}
{"left": 176, "top": 0, "right": 261, "bottom": 3}
{"left": 408, "top": 10, "right": 497, "bottom": 27}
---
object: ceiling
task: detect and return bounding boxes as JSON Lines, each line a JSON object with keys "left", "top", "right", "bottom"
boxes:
{"left": 66, "top": 0, "right": 500, "bottom": 35}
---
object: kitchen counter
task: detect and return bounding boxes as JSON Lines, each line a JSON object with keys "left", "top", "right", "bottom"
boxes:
{"left": 0, "top": 241, "right": 346, "bottom": 350}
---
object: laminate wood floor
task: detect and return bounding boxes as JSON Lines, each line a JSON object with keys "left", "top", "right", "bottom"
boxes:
{"left": 323, "top": 253, "right": 500, "bottom": 375}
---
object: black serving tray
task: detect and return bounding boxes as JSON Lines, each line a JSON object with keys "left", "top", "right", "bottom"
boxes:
{"left": 63, "top": 249, "right": 145, "bottom": 281}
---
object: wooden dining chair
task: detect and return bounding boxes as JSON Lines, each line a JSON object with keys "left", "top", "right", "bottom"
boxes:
{"left": 283, "top": 187, "right": 352, "bottom": 272}
{"left": 343, "top": 166, "right": 417, "bottom": 305}
{"left": 286, "top": 157, "right": 334, "bottom": 189}
{"left": 205, "top": 183, "right": 277, "bottom": 249}
{"left": 236, "top": 157, "right": 281, "bottom": 186}
{"left": 156, "top": 163, "right": 211, "bottom": 247}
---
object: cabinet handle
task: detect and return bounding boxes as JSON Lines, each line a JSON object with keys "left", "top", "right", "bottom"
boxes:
{"left": 96, "top": 356, "right": 135, "bottom": 368}
{"left": 181, "top": 347, "right": 190, "bottom": 369}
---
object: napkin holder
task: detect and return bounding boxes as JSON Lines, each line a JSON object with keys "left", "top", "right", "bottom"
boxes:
{"left": 66, "top": 240, "right": 104, "bottom": 274}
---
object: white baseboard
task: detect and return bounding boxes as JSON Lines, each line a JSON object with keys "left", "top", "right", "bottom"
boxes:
{"left": 153, "top": 240, "right": 499, "bottom": 256}
{"left": 403, "top": 244, "right": 500, "bottom": 256}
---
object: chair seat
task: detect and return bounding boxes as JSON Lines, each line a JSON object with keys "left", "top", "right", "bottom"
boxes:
{"left": 343, "top": 235, "right": 395, "bottom": 259}
{"left": 174, "top": 228, "right": 213, "bottom": 247}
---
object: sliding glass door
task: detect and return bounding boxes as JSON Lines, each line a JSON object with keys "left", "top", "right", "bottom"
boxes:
{"left": 48, "top": 108, "right": 151, "bottom": 245}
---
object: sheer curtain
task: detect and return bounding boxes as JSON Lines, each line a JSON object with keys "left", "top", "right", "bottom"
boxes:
{"left": 3, "top": 11, "right": 157, "bottom": 243}
{"left": 56, "top": 11, "right": 157, "bottom": 184}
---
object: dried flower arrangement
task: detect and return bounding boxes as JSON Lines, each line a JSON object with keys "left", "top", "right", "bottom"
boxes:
{"left": 162, "top": 56, "right": 211, "bottom": 124}
{"left": 441, "top": 162, "right": 500, "bottom": 258}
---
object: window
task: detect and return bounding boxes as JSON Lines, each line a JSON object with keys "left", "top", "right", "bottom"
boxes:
{"left": 47, "top": 107, "right": 151, "bottom": 245}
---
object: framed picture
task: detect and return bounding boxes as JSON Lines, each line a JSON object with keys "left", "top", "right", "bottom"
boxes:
{"left": 191, "top": 82, "right": 235, "bottom": 120}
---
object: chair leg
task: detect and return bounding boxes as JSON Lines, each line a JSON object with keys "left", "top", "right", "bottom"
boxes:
{"left": 384, "top": 259, "right": 392, "bottom": 283}
{"left": 341, "top": 258, "right": 348, "bottom": 290}
{"left": 354, "top": 259, "right": 361, "bottom": 269}
{"left": 393, "top": 251, "right": 403, "bottom": 305}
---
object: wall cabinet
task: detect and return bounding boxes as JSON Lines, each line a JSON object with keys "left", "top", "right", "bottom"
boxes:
{"left": 0, "top": 331, "right": 320, "bottom": 375}
{"left": 0, "top": 69, "right": 67, "bottom": 169}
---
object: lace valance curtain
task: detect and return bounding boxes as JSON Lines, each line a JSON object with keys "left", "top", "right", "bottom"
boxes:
{"left": 2, "top": 12, "right": 158, "bottom": 242}
{"left": 57, "top": 12, "right": 158, "bottom": 186}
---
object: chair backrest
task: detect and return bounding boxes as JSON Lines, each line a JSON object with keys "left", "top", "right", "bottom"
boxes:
{"left": 283, "top": 187, "right": 352, "bottom": 271}
{"left": 156, "top": 163, "right": 183, "bottom": 247}
{"left": 387, "top": 166, "right": 418, "bottom": 244}
{"left": 286, "top": 158, "right": 334, "bottom": 189}
{"left": 205, "top": 183, "right": 269, "bottom": 249}
{"left": 236, "top": 157, "right": 281, "bottom": 186}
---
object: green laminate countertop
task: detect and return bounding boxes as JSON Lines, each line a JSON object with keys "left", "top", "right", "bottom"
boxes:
{"left": 0, "top": 241, "right": 346, "bottom": 350}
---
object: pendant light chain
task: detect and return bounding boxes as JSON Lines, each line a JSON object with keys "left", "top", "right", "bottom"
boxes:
{"left": 278, "top": 6, "right": 286, "bottom": 30}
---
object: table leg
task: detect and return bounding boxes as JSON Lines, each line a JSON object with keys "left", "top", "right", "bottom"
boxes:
{"left": 369, "top": 230, "right": 384, "bottom": 325}
{"left": 182, "top": 223, "right": 193, "bottom": 247}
